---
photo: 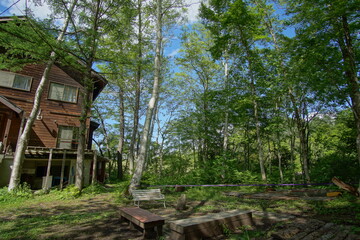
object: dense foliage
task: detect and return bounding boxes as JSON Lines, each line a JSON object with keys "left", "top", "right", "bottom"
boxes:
{"left": 0, "top": 0, "right": 359, "bottom": 189}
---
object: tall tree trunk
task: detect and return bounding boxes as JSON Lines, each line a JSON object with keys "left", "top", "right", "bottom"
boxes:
{"left": 116, "top": 87, "right": 125, "bottom": 180}
{"left": 201, "top": 89, "right": 209, "bottom": 165}
{"left": 222, "top": 57, "right": 229, "bottom": 180}
{"left": 128, "top": 0, "right": 143, "bottom": 173}
{"left": 75, "top": 69, "right": 92, "bottom": 190}
{"left": 8, "top": 1, "right": 77, "bottom": 191}
{"left": 245, "top": 125, "right": 251, "bottom": 171}
{"left": 240, "top": 30, "right": 266, "bottom": 181}
{"left": 129, "top": 0, "right": 162, "bottom": 191}
{"left": 275, "top": 102, "right": 284, "bottom": 183}
{"left": 236, "top": 25, "right": 266, "bottom": 180}
{"left": 75, "top": 0, "right": 101, "bottom": 191}
{"left": 289, "top": 90, "right": 311, "bottom": 184}
{"left": 145, "top": 104, "right": 157, "bottom": 168}
{"left": 94, "top": 105, "right": 113, "bottom": 179}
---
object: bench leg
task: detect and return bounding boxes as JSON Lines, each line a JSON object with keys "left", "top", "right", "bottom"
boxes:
{"left": 120, "top": 216, "right": 129, "bottom": 225}
{"left": 156, "top": 225, "right": 163, "bottom": 237}
{"left": 134, "top": 200, "right": 140, "bottom": 207}
{"left": 143, "top": 227, "right": 156, "bottom": 239}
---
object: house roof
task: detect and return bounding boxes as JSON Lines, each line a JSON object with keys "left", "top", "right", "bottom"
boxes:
{"left": 0, "top": 16, "right": 108, "bottom": 100}
{"left": 0, "top": 16, "right": 26, "bottom": 23}
{"left": 56, "top": 63, "right": 107, "bottom": 100}
{"left": 0, "top": 95, "right": 23, "bottom": 115}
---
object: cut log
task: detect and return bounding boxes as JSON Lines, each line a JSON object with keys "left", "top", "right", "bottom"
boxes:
{"left": 332, "top": 177, "right": 360, "bottom": 197}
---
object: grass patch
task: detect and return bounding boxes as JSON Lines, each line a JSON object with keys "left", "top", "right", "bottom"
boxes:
{"left": 0, "top": 183, "right": 121, "bottom": 240}
{"left": 1, "top": 184, "right": 359, "bottom": 239}
{"left": 0, "top": 210, "right": 116, "bottom": 240}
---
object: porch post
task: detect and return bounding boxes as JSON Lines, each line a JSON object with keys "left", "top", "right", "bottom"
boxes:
{"left": 68, "top": 160, "right": 74, "bottom": 184}
{"left": 92, "top": 150, "right": 97, "bottom": 184}
{"left": 44, "top": 148, "right": 53, "bottom": 191}
{"left": 60, "top": 150, "right": 66, "bottom": 190}
{"left": 3, "top": 112, "right": 13, "bottom": 153}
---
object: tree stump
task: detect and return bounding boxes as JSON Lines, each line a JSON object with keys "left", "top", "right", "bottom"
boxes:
{"left": 176, "top": 194, "right": 187, "bottom": 210}
{"left": 175, "top": 186, "right": 185, "bottom": 192}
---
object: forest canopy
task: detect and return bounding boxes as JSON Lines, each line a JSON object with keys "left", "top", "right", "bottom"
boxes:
{"left": 0, "top": 0, "right": 359, "bottom": 190}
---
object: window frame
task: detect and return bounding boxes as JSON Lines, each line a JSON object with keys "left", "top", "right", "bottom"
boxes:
{"left": 0, "top": 70, "right": 33, "bottom": 92}
{"left": 48, "top": 81, "right": 79, "bottom": 104}
{"left": 56, "top": 125, "right": 79, "bottom": 149}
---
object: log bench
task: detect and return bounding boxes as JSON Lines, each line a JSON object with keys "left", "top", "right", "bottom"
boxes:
{"left": 132, "top": 189, "right": 166, "bottom": 208}
{"left": 169, "top": 210, "right": 253, "bottom": 240}
{"left": 120, "top": 207, "right": 165, "bottom": 239}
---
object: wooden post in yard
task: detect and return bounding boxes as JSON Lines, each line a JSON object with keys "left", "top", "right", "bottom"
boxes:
{"left": 60, "top": 150, "right": 66, "bottom": 190}
{"left": 44, "top": 148, "right": 53, "bottom": 191}
{"left": 92, "top": 150, "right": 97, "bottom": 184}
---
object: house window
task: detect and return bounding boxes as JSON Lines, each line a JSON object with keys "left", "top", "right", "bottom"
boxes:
{"left": 48, "top": 82, "right": 78, "bottom": 103}
{"left": 0, "top": 70, "right": 32, "bottom": 91}
{"left": 57, "top": 126, "right": 79, "bottom": 149}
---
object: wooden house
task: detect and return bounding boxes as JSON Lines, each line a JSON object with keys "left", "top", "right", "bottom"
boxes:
{"left": 0, "top": 17, "right": 108, "bottom": 189}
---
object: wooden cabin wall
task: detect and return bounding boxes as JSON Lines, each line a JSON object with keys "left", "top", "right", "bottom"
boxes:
{"left": 0, "top": 64, "right": 91, "bottom": 149}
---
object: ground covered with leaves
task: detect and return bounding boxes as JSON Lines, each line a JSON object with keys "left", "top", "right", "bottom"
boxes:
{"left": 0, "top": 183, "right": 359, "bottom": 239}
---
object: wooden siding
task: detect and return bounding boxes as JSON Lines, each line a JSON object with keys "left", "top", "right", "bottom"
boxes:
{"left": 0, "top": 63, "right": 92, "bottom": 149}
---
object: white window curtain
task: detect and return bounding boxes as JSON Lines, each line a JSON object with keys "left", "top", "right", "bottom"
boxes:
{"left": 0, "top": 71, "right": 15, "bottom": 88}
{"left": 49, "top": 83, "right": 65, "bottom": 101}
{"left": 64, "top": 85, "right": 77, "bottom": 102}
{"left": 49, "top": 82, "right": 77, "bottom": 103}
{"left": 58, "top": 127, "right": 74, "bottom": 149}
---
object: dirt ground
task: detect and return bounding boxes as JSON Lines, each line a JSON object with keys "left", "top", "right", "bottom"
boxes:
{"left": 2, "top": 190, "right": 360, "bottom": 240}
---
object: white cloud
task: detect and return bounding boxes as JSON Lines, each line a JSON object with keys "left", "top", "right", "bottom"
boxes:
{"left": 168, "top": 48, "right": 180, "bottom": 57}
{"left": 1, "top": 0, "right": 52, "bottom": 19}
{"left": 185, "top": 0, "right": 201, "bottom": 23}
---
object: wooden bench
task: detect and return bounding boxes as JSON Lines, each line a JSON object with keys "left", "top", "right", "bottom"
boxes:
{"left": 169, "top": 210, "right": 253, "bottom": 240}
{"left": 120, "top": 207, "right": 165, "bottom": 239}
{"left": 132, "top": 189, "right": 166, "bottom": 208}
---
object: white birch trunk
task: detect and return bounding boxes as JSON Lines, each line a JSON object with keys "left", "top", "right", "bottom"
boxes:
{"left": 8, "top": 1, "right": 77, "bottom": 191}
{"left": 222, "top": 57, "right": 229, "bottom": 180}
{"left": 129, "top": 0, "right": 162, "bottom": 191}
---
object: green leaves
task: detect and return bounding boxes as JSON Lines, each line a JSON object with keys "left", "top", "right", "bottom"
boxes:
{"left": 0, "top": 17, "right": 55, "bottom": 70}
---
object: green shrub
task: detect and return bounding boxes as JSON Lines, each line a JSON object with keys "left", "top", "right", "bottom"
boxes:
{"left": 82, "top": 183, "right": 107, "bottom": 195}
{"left": 55, "top": 185, "right": 81, "bottom": 199}
{"left": 11, "top": 182, "right": 33, "bottom": 198}
{"left": 0, "top": 183, "right": 33, "bottom": 203}
{"left": 233, "top": 170, "right": 260, "bottom": 184}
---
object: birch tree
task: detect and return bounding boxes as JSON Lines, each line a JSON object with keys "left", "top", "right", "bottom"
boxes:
{"left": 129, "top": 0, "right": 184, "bottom": 190}
{"left": 8, "top": 0, "right": 78, "bottom": 191}
{"left": 129, "top": 0, "right": 163, "bottom": 190}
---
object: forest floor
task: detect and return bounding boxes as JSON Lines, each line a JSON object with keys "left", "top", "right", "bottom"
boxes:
{"left": 0, "top": 185, "right": 360, "bottom": 239}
